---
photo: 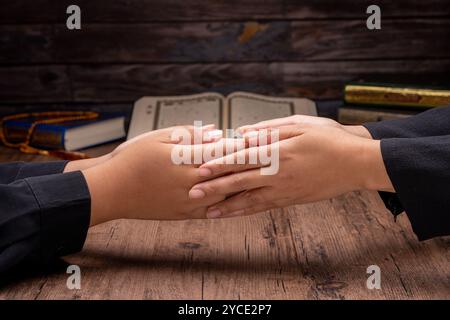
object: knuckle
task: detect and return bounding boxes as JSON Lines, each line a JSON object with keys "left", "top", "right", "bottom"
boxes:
{"left": 214, "top": 163, "right": 227, "bottom": 173}
{"left": 281, "top": 148, "right": 294, "bottom": 161}
{"left": 244, "top": 191, "right": 265, "bottom": 203}
{"left": 231, "top": 174, "right": 246, "bottom": 189}
{"left": 202, "top": 183, "right": 217, "bottom": 195}
{"left": 218, "top": 204, "right": 232, "bottom": 214}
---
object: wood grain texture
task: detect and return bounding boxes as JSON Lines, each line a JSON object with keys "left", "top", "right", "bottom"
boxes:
{"left": 2, "top": 20, "right": 449, "bottom": 64}
{"left": 1, "top": 0, "right": 450, "bottom": 23}
{"left": 2, "top": 60, "right": 449, "bottom": 104}
{"left": 0, "top": 103, "right": 132, "bottom": 115}
{"left": 0, "top": 66, "right": 71, "bottom": 102}
{"left": 0, "top": 147, "right": 448, "bottom": 299}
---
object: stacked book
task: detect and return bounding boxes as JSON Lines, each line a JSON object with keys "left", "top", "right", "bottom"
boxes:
{"left": 338, "top": 83, "right": 450, "bottom": 125}
{"left": 3, "top": 114, "right": 126, "bottom": 151}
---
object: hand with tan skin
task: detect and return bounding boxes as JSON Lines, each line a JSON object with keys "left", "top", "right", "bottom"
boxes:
{"left": 188, "top": 124, "right": 394, "bottom": 219}
{"left": 66, "top": 125, "right": 232, "bottom": 226}
{"left": 64, "top": 124, "right": 216, "bottom": 173}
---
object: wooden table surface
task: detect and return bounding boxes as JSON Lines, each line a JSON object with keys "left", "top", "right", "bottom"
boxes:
{"left": 0, "top": 144, "right": 449, "bottom": 300}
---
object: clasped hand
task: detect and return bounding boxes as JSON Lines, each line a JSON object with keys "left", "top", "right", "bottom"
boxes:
{"left": 188, "top": 115, "right": 394, "bottom": 219}
{"left": 69, "top": 116, "right": 394, "bottom": 226}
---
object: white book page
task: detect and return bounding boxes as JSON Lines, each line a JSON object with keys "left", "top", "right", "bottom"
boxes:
{"left": 157, "top": 94, "right": 222, "bottom": 129}
{"left": 127, "top": 93, "right": 223, "bottom": 139}
{"left": 227, "top": 92, "right": 317, "bottom": 129}
{"left": 128, "top": 92, "right": 316, "bottom": 140}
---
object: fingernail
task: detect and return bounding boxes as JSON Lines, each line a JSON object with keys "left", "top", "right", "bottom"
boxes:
{"left": 207, "top": 208, "right": 222, "bottom": 219}
{"left": 189, "top": 189, "right": 206, "bottom": 199}
{"left": 202, "top": 124, "right": 215, "bottom": 129}
{"left": 198, "top": 168, "right": 212, "bottom": 177}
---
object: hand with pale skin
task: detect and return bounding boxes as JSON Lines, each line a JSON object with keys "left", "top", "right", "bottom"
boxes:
{"left": 188, "top": 125, "right": 394, "bottom": 219}
{"left": 238, "top": 114, "right": 373, "bottom": 139}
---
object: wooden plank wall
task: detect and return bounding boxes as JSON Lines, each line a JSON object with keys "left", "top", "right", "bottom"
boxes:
{"left": 0, "top": 1, "right": 449, "bottom": 118}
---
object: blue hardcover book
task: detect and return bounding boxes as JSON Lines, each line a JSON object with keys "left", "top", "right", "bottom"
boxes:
{"left": 3, "top": 114, "right": 126, "bottom": 151}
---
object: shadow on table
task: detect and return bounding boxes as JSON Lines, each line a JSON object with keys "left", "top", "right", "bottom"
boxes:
{"left": 2, "top": 235, "right": 448, "bottom": 296}
{"left": 75, "top": 236, "right": 448, "bottom": 286}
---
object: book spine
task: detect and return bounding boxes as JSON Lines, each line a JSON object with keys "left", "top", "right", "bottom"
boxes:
{"left": 344, "top": 85, "right": 450, "bottom": 108}
{"left": 3, "top": 123, "right": 65, "bottom": 149}
{"left": 30, "top": 129, "right": 65, "bottom": 150}
{"left": 338, "top": 107, "right": 413, "bottom": 125}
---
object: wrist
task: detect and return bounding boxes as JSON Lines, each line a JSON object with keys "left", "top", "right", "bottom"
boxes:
{"left": 64, "top": 154, "right": 112, "bottom": 173}
{"left": 343, "top": 125, "right": 373, "bottom": 139}
{"left": 82, "top": 161, "right": 123, "bottom": 226}
{"left": 357, "top": 139, "right": 395, "bottom": 192}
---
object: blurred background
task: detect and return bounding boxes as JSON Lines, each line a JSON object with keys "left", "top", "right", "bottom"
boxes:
{"left": 1, "top": 0, "right": 449, "bottom": 125}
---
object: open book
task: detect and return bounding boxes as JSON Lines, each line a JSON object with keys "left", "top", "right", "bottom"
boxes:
{"left": 127, "top": 92, "right": 317, "bottom": 139}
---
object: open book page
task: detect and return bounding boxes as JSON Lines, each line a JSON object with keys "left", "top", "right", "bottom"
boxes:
{"left": 127, "top": 91, "right": 317, "bottom": 140}
{"left": 127, "top": 93, "right": 224, "bottom": 139}
{"left": 226, "top": 92, "right": 317, "bottom": 129}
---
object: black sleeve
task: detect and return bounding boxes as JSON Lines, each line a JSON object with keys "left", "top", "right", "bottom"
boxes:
{"left": 0, "top": 161, "right": 69, "bottom": 184}
{"left": 0, "top": 171, "right": 91, "bottom": 275}
{"left": 363, "top": 105, "right": 450, "bottom": 139}
{"left": 379, "top": 135, "right": 450, "bottom": 240}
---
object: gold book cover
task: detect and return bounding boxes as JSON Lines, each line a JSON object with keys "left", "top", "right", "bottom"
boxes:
{"left": 345, "top": 84, "right": 450, "bottom": 108}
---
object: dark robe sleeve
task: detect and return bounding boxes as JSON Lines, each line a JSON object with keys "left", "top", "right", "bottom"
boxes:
{"left": 0, "top": 161, "right": 69, "bottom": 184}
{"left": 362, "top": 105, "right": 450, "bottom": 240}
{"left": 0, "top": 170, "right": 91, "bottom": 275}
{"left": 376, "top": 135, "right": 450, "bottom": 240}
{"left": 364, "top": 105, "right": 450, "bottom": 139}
